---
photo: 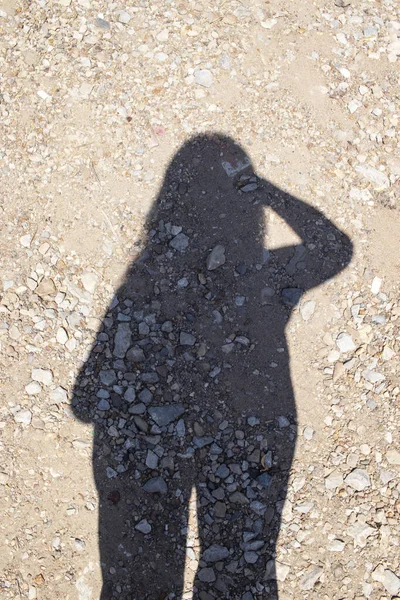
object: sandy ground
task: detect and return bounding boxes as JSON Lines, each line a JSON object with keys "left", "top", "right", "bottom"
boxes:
{"left": 0, "top": 0, "right": 399, "bottom": 599}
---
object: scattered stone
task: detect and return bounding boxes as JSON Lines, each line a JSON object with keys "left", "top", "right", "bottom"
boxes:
{"left": 372, "top": 565, "right": 400, "bottom": 595}
{"left": 14, "top": 409, "right": 32, "bottom": 425}
{"left": 170, "top": 233, "right": 189, "bottom": 252}
{"left": 143, "top": 477, "right": 167, "bottom": 494}
{"left": 207, "top": 245, "right": 226, "bottom": 270}
{"left": 20, "top": 234, "right": 32, "bottom": 248}
{"left": 180, "top": 332, "right": 195, "bottom": 346}
{"left": 202, "top": 545, "right": 229, "bottom": 563}
{"left": 198, "top": 567, "right": 216, "bottom": 582}
{"left": 194, "top": 69, "right": 214, "bottom": 88}
{"left": 148, "top": 405, "right": 185, "bottom": 427}
{"left": 386, "top": 449, "right": 400, "bottom": 465}
{"left": 25, "top": 381, "right": 41, "bottom": 395}
{"left": 325, "top": 471, "right": 343, "bottom": 490}
{"left": 135, "top": 519, "right": 152, "bottom": 534}
{"left": 81, "top": 272, "right": 98, "bottom": 294}
{"left": 56, "top": 327, "right": 68, "bottom": 345}
{"left": 336, "top": 332, "right": 356, "bottom": 353}
{"left": 35, "top": 279, "right": 56, "bottom": 296}
{"left": 114, "top": 323, "right": 131, "bottom": 358}
{"left": 32, "top": 368, "right": 53, "bottom": 386}
{"left": 327, "top": 539, "right": 345, "bottom": 552}
{"left": 50, "top": 387, "right": 68, "bottom": 403}
{"left": 345, "top": 468, "right": 370, "bottom": 491}
{"left": 371, "top": 276, "right": 382, "bottom": 295}
{"left": 299, "top": 566, "right": 323, "bottom": 591}
{"left": 347, "top": 522, "right": 375, "bottom": 548}
{"left": 118, "top": 10, "right": 131, "bottom": 24}
{"left": 300, "top": 300, "right": 316, "bottom": 321}
{"left": 355, "top": 164, "right": 390, "bottom": 190}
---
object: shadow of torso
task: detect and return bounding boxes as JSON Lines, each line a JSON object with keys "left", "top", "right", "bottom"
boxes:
{"left": 72, "top": 135, "right": 352, "bottom": 600}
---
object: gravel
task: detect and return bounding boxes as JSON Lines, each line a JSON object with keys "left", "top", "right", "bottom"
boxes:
{"left": 1, "top": 1, "right": 399, "bottom": 599}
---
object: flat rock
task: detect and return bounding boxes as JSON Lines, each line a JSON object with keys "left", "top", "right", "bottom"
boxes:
{"left": 180, "top": 331, "right": 196, "bottom": 346}
{"left": 325, "top": 471, "right": 343, "bottom": 490}
{"left": 194, "top": 69, "right": 214, "bottom": 88}
{"left": 25, "top": 381, "right": 41, "bottom": 395}
{"left": 126, "top": 347, "right": 145, "bottom": 362}
{"left": 32, "top": 368, "right": 53, "bottom": 386}
{"left": 372, "top": 565, "right": 400, "bottom": 595}
{"left": 300, "top": 566, "right": 323, "bottom": 591}
{"left": 300, "top": 300, "right": 316, "bottom": 321}
{"left": 345, "top": 468, "right": 370, "bottom": 491}
{"left": 81, "top": 272, "right": 98, "bottom": 293}
{"left": 56, "top": 327, "right": 68, "bottom": 344}
{"left": 386, "top": 449, "right": 400, "bottom": 465}
{"left": 336, "top": 332, "right": 356, "bottom": 353}
{"left": 97, "top": 399, "right": 110, "bottom": 411}
{"left": 14, "top": 409, "right": 32, "bottom": 425}
{"left": 355, "top": 164, "right": 390, "bottom": 190}
{"left": 257, "top": 473, "right": 272, "bottom": 489}
{"left": 114, "top": 323, "right": 131, "bottom": 358}
{"left": 99, "top": 370, "right": 117, "bottom": 386}
{"left": 346, "top": 522, "right": 375, "bottom": 548}
{"left": 149, "top": 405, "right": 185, "bottom": 427}
{"left": 198, "top": 567, "right": 216, "bottom": 582}
{"left": 143, "top": 477, "right": 167, "bottom": 494}
{"left": 35, "top": 278, "right": 56, "bottom": 296}
{"left": 50, "top": 387, "right": 68, "bottom": 403}
{"left": 135, "top": 519, "right": 151, "bottom": 534}
{"left": 170, "top": 233, "right": 189, "bottom": 251}
{"left": 207, "top": 245, "right": 226, "bottom": 270}
{"left": 202, "top": 544, "right": 229, "bottom": 563}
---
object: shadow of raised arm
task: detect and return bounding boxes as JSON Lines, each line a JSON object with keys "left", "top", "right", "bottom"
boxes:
{"left": 263, "top": 182, "right": 353, "bottom": 292}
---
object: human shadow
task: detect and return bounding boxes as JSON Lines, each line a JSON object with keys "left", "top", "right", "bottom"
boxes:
{"left": 72, "top": 134, "right": 353, "bottom": 600}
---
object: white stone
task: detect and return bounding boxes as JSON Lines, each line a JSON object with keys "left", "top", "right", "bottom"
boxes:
{"left": 372, "top": 565, "right": 400, "bottom": 595}
{"left": 300, "top": 566, "right": 323, "bottom": 591}
{"left": 156, "top": 29, "right": 169, "bottom": 42}
{"left": 336, "top": 332, "right": 356, "bottom": 353}
{"left": 300, "top": 300, "right": 316, "bottom": 321}
{"left": 81, "top": 272, "right": 98, "bottom": 294}
{"left": 50, "top": 386, "right": 68, "bottom": 403}
{"left": 325, "top": 471, "right": 343, "bottom": 490}
{"left": 260, "top": 18, "right": 278, "bottom": 29}
{"left": 32, "top": 368, "right": 53, "bottom": 386}
{"left": 25, "top": 381, "right": 42, "bottom": 395}
{"left": 37, "top": 90, "right": 51, "bottom": 100}
{"left": 345, "top": 468, "right": 370, "bottom": 491}
{"left": 371, "top": 276, "right": 382, "bottom": 294}
{"left": 355, "top": 164, "right": 390, "bottom": 190}
{"left": 14, "top": 409, "right": 32, "bottom": 425}
{"left": 20, "top": 234, "right": 32, "bottom": 248}
{"left": 327, "top": 349, "right": 340, "bottom": 363}
{"left": 194, "top": 69, "right": 214, "bottom": 88}
{"left": 388, "top": 40, "right": 400, "bottom": 55}
{"left": 347, "top": 522, "right": 375, "bottom": 548}
{"left": 386, "top": 449, "right": 400, "bottom": 465}
{"left": 348, "top": 99, "right": 362, "bottom": 113}
{"left": 362, "top": 369, "right": 385, "bottom": 384}
{"left": 327, "top": 539, "right": 345, "bottom": 552}
{"left": 382, "top": 345, "right": 395, "bottom": 361}
{"left": 118, "top": 11, "right": 131, "bottom": 24}
{"left": 56, "top": 327, "right": 68, "bottom": 345}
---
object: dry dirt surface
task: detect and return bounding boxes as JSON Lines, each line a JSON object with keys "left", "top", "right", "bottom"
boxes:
{"left": 0, "top": 1, "right": 400, "bottom": 600}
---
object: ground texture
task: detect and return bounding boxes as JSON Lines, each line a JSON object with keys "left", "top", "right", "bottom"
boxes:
{"left": 0, "top": 1, "right": 399, "bottom": 599}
